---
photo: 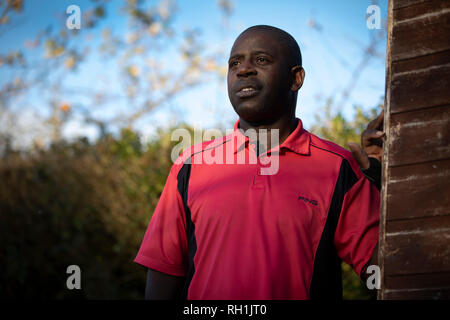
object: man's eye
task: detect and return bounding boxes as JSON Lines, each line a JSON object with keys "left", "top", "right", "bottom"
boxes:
{"left": 229, "top": 61, "right": 239, "bottom": 67}
{"left": 256, "top": 57, "right": 268, "bottom": 64}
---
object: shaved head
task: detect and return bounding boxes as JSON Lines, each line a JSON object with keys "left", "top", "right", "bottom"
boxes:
{"left": 238, "top": 25, "right": 302, "bottom": 69}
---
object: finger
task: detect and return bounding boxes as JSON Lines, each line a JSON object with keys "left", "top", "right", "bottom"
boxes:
{"left": 374, "top": 110, "right": 384, "bottom": 130}
{"left": 363, "top": 129, "right": 385, "bottom": 140}
{"left": 365, "top": 144, "right": 383, "bottom": 160}
{"left": 367, "top": 110, "right": 384, "bottom": 131}
{"left": 364, "top": 128, "right": 384, "bottom": 135}
{"left": 361, "top": 129, "right": 385, "bottom": 147}
{"left": 348, "top": 142, "right": 370, "bottom": 170}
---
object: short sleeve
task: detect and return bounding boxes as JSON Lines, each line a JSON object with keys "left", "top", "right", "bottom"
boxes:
{"left": 134, "top": 163, "right": 189, "bottom": 276}
{"left": 334, "top": 172, "right": 380, "bottom": 277}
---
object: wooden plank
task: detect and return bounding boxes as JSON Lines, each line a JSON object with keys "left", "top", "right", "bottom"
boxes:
{"left": 386, "top": 159, "right": 450, "bottom": 220}
{"left": 388, "top": 105, "right": 450, "bottom": 166}
{"left": 392, "top": 49, "right": 450, "bottom": 75}
{"left": 390, "top": 63, "right": 450, "bottom": 113}
{"left": 387, "top": 215, "right": 450, "bottom": 232}
{"left": 394, "top": 0, "right": 449, "bottom": 22}
{"left": 393, "top": 0, "right": 429, "bottom": 10}
{"left": 391, "top": 9, "right": 450, "bottom": 61}
{"left": 384, "top": 218, "right": 450, "bottom": 278}
{"left": 384, "top": 226, "right": 450, "bottom": 276}
{"left": 383, "top": 288, "right": 450, "bottom": 299}
{"left": 385, "top": 272, "right": 450, "bottom": 290}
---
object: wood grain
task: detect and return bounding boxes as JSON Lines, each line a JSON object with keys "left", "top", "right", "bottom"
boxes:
{"left": 386, "top": 159, "right": 450, "bottom": 220}
{"left": 388, "top": 105, "right": 450, "bottom": 166}
{"left": 385, "top": 272, "right": 450, "bottom": 290}
{"left": 390, "top": 63, "right": 450, "bottom": 113}
{"left": 394, "top": 0, "right": 449, "bottom": 21}
{"left": 391, "top": 9, "right": 450, "bottom": 61}
{"left": 393, "top": 0, "right": 429, "bottom": 11}
{"left": 384, "top": 226, "right": 450, "bottom": 275}
{"left": 392, "top": 49, "right": 450, "bottom": 76}
{"left": 383, "top": 288, "right": 450, "bottom": 299}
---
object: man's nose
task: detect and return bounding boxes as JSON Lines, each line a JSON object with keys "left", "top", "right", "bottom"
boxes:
{"left": 237, "top": 59, "right": 257, "bottom": 77}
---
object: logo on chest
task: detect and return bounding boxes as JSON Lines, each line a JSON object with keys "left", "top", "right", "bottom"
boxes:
{"left": 298, "top": 195, "right": 318, "bottom": 206}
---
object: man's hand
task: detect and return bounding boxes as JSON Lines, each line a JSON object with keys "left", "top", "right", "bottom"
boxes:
{"left": 348, "top": 110, "right": 385, "bottom": 170}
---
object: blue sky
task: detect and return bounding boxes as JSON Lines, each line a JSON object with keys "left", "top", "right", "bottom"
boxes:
{"left": 0, "top": 0, "right": 388, "bottom": 144}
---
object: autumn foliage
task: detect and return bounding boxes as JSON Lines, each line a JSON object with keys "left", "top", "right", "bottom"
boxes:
{"left": 0, "top": 128, "right": 178, "bottom": 298}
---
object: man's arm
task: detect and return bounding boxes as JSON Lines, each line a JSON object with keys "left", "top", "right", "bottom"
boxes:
{"left": 145, "top": 268, "right": 186, "bottom": 300}
{"left": 349, "top": 110, "right": 384, "bottom": 281}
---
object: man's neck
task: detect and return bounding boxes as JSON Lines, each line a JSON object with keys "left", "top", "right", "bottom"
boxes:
{"left": 238, "top": 115, "right": 298, "bottom": 155}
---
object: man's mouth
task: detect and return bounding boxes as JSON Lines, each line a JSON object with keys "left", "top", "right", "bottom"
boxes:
{"left": 235, "top": 86, "right": 260, "bottom": 98}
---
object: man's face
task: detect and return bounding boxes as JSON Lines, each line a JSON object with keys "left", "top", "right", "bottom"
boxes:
{"left": 227, "top": 30, "right": 292, "bottom": 124}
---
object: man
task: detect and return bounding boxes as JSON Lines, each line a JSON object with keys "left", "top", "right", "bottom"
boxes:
{"left": 134, "top": 25, "right": 383, "bottom": 300}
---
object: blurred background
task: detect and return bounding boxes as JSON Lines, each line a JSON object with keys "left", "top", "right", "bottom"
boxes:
{"left": 0, "top": 0, "right": 387, "bottom": 299}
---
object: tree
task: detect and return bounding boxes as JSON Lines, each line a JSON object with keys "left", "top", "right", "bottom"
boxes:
{"left": 0, "top": 0, "right": 231, "bottom": 148}
{"left": 0, "top": 124, "right": 193, "bottom": 298}
{"left": 311, "top": 99, "right": 380, "bottom": 147}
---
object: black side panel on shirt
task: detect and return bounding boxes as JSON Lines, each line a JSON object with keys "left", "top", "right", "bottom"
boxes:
{"left": 177, "top": 162, "right": 196, "bottom": 300}
{"left": 309, "top": 158, "right": 358, "bottom": 300}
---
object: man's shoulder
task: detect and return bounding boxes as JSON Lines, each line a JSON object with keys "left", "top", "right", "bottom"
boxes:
{"left": 308, "top": 132, "right": 362, "bottom": 176}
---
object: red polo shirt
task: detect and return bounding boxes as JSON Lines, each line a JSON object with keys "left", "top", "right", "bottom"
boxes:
{"left": 134, "top": 118, "right": 380, "bottom": 300}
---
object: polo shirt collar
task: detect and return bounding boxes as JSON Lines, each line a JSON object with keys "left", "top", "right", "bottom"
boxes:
{"left": 232, "top": 118, "right": 310, "bottom": 155}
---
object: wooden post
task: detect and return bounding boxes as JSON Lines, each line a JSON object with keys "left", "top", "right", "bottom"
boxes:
{"left": 379, "top": 0, "right": 450, "bottom": 299}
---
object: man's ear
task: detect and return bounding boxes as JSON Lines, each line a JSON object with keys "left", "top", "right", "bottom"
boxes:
{"left": 290, "top": 66, "right": 305, "bottom": 91}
